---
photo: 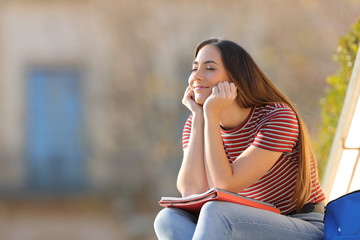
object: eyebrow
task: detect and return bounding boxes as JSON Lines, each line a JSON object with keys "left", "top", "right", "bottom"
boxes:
{"left": 192, "top": 60, "right": 219, "bottom": 65}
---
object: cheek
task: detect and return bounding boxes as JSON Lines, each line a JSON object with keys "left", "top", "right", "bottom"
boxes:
{"left": 188, "top": 76, "right": 193, "bottom": 86}
{"left": 209, "top": 73, "right": 229, "bottom": 85}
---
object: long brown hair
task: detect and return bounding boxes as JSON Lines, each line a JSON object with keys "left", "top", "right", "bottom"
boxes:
{"left": 195, "top": 38, "right": 317, "bottom": 210}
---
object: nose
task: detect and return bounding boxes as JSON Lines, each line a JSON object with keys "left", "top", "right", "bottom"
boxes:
{"left": 189, "top": 69, "right": 203, "bottom": 85}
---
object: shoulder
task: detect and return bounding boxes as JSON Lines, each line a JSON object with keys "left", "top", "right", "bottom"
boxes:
{"left": 255, "top": 103, "right": 297, "bottom": 120}
{"left": 253, "top": 103, "right": 299, "bottom": 133}
{"left": 252, "top": 103, "right": 299, "bottom": 152}
{"left": 259, "top": 103, "right": 294, "bottom": 113}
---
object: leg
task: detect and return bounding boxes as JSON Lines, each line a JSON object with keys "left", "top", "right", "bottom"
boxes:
{"left": 154, "top": 207, "right": 197, "bottom": 240}
{"left": 193, "top": 201, "right": 324, "bottom": 240}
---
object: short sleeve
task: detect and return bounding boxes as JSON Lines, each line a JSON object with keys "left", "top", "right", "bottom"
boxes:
{"left": 251, "top": 107, "right": 299, "bottom": 153}
{"left": 182, "top": 115, "right": 192, "bottom": 149}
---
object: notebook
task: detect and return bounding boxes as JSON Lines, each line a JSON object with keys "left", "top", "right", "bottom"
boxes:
{"left": 159, "top": 188, "right": 280, "bottom": 214}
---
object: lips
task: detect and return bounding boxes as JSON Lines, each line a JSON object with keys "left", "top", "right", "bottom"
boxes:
{"left": 193, "top": 86, "right": 210, "bottom": 91}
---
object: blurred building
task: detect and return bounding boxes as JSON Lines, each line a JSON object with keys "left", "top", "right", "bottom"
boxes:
{"left": 0, "top": 1, "right": 122, "bottom": 195}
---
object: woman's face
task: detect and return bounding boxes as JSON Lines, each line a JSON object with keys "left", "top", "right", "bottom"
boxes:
{"left": 188, "top": 45, "right": 232, "bottom": 105}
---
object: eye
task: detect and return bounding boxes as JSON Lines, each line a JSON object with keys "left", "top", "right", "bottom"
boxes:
{"left": 206, "top": 67, "right": 215, "bottom": 71}
{"left": 190, "top": 67, "right": 197, "bottom": 73}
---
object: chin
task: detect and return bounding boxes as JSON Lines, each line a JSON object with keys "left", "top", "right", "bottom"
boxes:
{"left": 194, "top": 96, "right": 206, "bottom": 106}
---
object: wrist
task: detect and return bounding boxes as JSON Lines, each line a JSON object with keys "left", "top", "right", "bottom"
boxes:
{"left": 204, "top": 107, "right": 220, "bottom": 119}
{"left": 204, "top": 110, "right": 220, "bottom": 124}
{"left": 191, "top": 110, "right": 204, "bottom": 124}
{"left": 191, "top": 108, "right": 203, "bottom": 116}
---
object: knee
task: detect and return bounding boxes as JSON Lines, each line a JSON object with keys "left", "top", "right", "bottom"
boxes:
{"left": 154, "top": 208, "right": 196, "bottom": 240}
{"left": 199, "top": 201, "right": 245, "bottom": 227}
{"left": 154, "top": 208, "right": 173, "bottom": 233}
{"left": 200, "top": 201, "right": 229, "bottom": 218}
{"left": 202, "top": 200, "right": 223, "bottom": 209}
{"left": 194, "top": 202, "right": 234, "bottom": 239}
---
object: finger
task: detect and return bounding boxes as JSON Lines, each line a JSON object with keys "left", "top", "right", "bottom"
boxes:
{"left": 217, "top": 82, "right": 225, "bottom": 95}
{"left": 230, "top": 82, "right": 237, "bottom": 97}
{"left": 183, "top": 86, "right": 193, "bottom": 102}
{"left": 212, "top": 85, "right": 219, "bottom": 95}
{"left": 188, "top": 86, "right": 195, "bottom": 95}
{"left": 185, "top": 85, "right": 192, "bottom": 94}
{"left": 223, "top": 81, "right": 231, "bottom": 97}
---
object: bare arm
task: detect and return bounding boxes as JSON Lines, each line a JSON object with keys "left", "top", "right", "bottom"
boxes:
{"left": 204, "top": 116, "right": 281, "bottom": 192}
{"left": 176, "top": 86, "right": 211, "bottom": 197}
{"left": 177, "top": 112, "right": 209, "bottom": 197}
{"left": 203, "top": 82, "right": 282, "bottom": 193}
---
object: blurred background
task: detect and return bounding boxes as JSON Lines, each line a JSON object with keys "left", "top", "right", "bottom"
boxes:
{"left": 0, "top": 0, "right": 359, "bottom": 239}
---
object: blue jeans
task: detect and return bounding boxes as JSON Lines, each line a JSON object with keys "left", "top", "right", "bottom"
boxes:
{"left": 154, "top": 201, "right": 324, "bottom": 240}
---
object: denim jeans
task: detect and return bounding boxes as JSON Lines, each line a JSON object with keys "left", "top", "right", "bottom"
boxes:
{"left": 154, "top": 201, "right": 324, "bottom": 240}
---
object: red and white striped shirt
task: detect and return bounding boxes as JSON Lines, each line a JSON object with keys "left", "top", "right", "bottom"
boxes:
{"left": 182, "top": 103, "right": 325, "bottom": 214}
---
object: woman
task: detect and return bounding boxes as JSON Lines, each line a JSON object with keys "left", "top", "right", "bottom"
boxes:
{"left": 154, "top": 38, "right": 325, "bottom": 240}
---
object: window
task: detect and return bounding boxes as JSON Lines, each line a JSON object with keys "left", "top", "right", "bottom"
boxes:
{"left": 25, "top": 67, "right": 87, "bottom": 193}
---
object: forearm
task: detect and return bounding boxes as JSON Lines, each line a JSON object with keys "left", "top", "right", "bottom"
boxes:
{"left": 177, "top": 113, "right": 209, "bottom": 197}
{"left": 204, "top": 113, "right": 233, "bottom": 190}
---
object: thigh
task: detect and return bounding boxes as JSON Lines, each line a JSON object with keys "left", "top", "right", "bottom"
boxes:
{"left": 193, "top": 201, "right": 324, "bottom": 240}
{"left": 289, "top": 212, "right": 324, "bottom": 232}
{"left": 154, "top": 207, "right": 197, "bottom": 240}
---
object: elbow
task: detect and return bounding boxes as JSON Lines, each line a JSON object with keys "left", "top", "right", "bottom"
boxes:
{"left": 211, "top": 180, "right": 245, "bottom": 193}
{"left": 177, "top": 181, "right": 208, "bottom": 197}
{"left": 176, "top": 182, "right": 187, "bottom": 197}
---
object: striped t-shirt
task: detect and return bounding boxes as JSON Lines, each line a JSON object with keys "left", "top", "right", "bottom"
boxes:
{"left": 182, "top": 103, "right": 325, "bottom": 214}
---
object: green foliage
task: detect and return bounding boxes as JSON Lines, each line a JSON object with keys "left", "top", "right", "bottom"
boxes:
{"left": 316, "top": 18, "right": 360, "bottom": 179}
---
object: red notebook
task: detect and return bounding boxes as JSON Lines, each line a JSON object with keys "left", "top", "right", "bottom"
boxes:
{"left": 159, "top": 188, "right": 280, "bottom": 214}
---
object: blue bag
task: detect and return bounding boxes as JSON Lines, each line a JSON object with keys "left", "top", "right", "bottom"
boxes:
{"left": 324, "top": 190, "right": 360, "bottom": 239}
